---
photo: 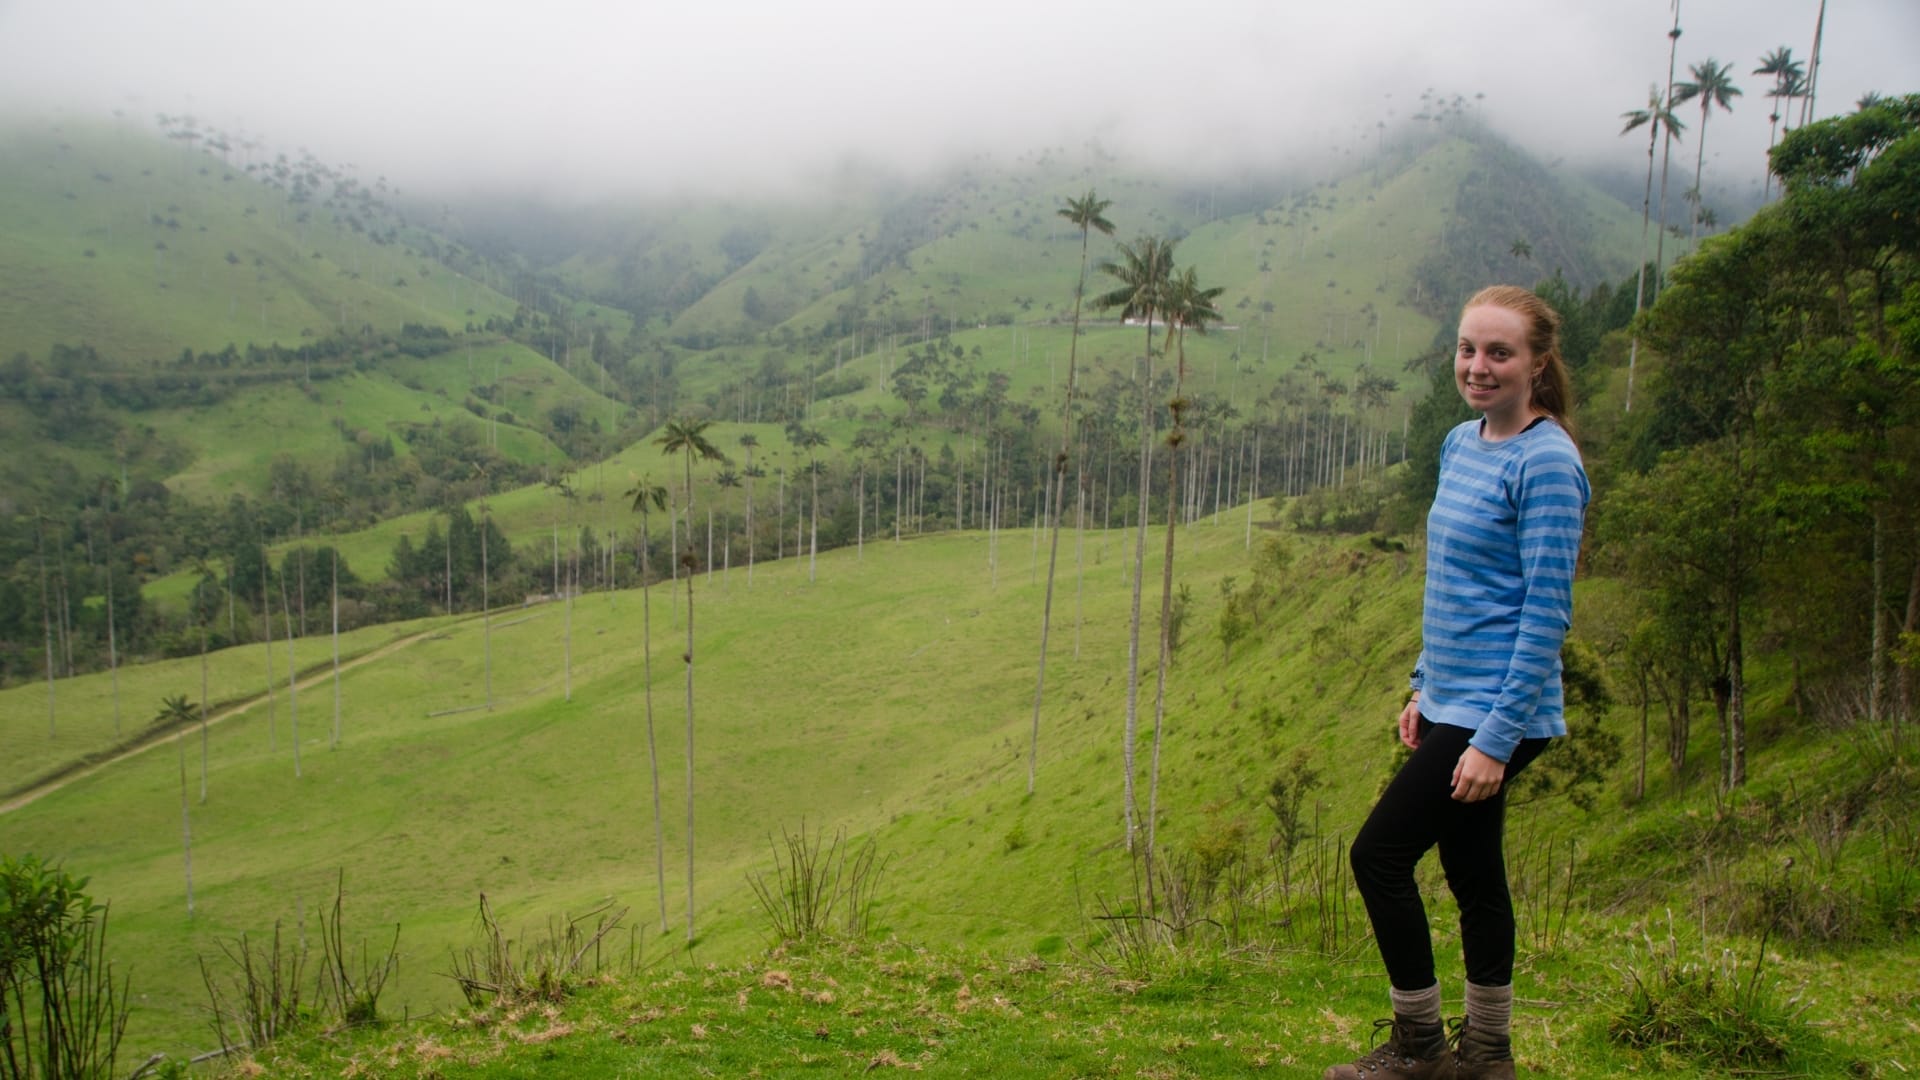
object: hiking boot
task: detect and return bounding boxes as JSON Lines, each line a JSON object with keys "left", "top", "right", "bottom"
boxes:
{"left": 1322, "top": 1017, "right": 1448, "bottom": 1079}
{"left": 1446, "top": 1019, "right": 1516, "bottom": 1080}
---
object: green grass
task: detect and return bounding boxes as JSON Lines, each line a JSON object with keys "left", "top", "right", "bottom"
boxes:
{"left": 0, "top": 613, "right": 459, "bottom": 800}
{"left": 7, "top": 506, "right": 1915, "bottom": 1079}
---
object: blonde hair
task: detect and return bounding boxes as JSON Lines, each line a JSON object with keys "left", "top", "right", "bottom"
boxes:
{"left": 1463, "top": 285, "right": 1575, "bottom": 438}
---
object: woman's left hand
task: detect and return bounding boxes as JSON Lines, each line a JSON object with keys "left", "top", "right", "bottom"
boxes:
{"left": 1450, "top": 746, "right": 1506, "bottom": 803}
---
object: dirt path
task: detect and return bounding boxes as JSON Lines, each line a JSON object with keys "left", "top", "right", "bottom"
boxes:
{"left": 0, "top": 628, "right": 440, "bottom": 815}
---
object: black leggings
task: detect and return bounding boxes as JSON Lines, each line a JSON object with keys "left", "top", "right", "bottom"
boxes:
{"left": 1349, "top": 718, "right": 1549, "bottom": 990}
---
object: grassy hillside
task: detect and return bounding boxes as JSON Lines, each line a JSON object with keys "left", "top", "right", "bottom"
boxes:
{"left": 0, "top": 119, "right": 515, "bottom": 362}
{"left": 1, "top": 509, "right": 1401, "bottom": 1056}
{"left": 5, "top": 502, "right": 1915, "bottom": 1077}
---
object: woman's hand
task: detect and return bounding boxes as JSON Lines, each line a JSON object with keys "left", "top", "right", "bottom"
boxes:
{"left": 1451, "top": 745, "right": 1506, "bottom": 803}
{"left": 1398, "top": 696, "right": 1422, "bottom": 748}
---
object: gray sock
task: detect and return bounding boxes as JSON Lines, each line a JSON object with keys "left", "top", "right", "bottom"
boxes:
{"left": 1464, "top": 981, "right": 1513, "bottom": 1038}
{"left": 1389, "top": 982, "right": 1443, "bottom": 1026}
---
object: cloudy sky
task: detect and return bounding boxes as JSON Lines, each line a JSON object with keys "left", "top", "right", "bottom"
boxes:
{"left": 1, "top": 0, "right": 1915, "bottom": 201}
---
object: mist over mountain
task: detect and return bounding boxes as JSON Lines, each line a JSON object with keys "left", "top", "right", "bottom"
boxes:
{"left": 2, "top": 0, "right": 1914, "bottom": 205}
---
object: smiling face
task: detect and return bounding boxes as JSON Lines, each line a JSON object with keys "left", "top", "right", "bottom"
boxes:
{"left": 1455, "top": 303, "right": 1545, "bottom": 437}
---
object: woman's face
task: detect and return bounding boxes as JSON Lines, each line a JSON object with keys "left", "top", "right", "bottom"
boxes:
{"left": 1455, "top": 304, "right": 1542, "bottom": 426}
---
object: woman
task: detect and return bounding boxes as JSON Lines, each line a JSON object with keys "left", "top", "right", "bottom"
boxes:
{"left": 1324, "top": 286, "right": 1589, "bottom": 1080}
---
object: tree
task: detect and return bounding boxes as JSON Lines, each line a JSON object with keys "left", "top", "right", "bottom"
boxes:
{"left": 1621, "top": 85, "right": 1687, "bottom": 410}
{"left": 1673, "top": 58, "right": 1743, "bottom": 243}
{"left": 655, "top": 418, "right": 725, "bottom": 603}
{"left": 794, "top": 428, "right": 830, "bottom": 583}
{"left": 1092, "top": 234, "right": 1177, "bottom": 849}
{"left": 1027, "top": 189, "right": 1116, "bottom": 794}
{"left": 189, "top": 557, "right": 221, "bottom": 802}
{"left": 654, "top": 418, "right": 723, "bottom": 943}
{"left": 739, "top": 434, "right": 760, "bottom": 585}
{"left": 157, "top": 694, "right": 199, "bottom": 914}
{"left": 626, "top": 476, "right": 672, "bottom": 935}
{"left": 1652, "top": 3, "right": 1685, "bottom": 304}
{"left": 1753, "top": 46, "right": 1805, "bottom": 199}
{"left": 95, "top": 479, "right": 123, "bottom": 736}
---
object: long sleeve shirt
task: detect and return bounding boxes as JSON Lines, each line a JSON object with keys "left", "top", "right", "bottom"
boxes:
{"left": 1410, "top": 418, "right": 1590, "bottom": 762}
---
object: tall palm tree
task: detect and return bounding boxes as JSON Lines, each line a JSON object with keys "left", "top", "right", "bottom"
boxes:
{"left": 157, "top": 694, "right": 199, "bottom": 915}
{"left": 1146, "top": 266, "right": 1221, "bottom": 877}
{"left": 1653, "top": 2, "right": 1685, "bottom": 305}
{"left": 738, "top": 434, "right": 760, "bottom": 585}
{"left": 34, "top": 511, "right": 55, "bottom": 735}
{"left": 189, "top": 557, "right": 219, "bottom": 801}
{"left": 653, "top": 418, "right": 723, "bottom": 943}
{"left": 656, "top": 418, "right": 725, "bottom": 593}
{"left": 793, "top": 428, "right": 830, "bottom": 583}
{"left": 473, "top": 464, "right": 495, "bottom": 712}
{"left": 1092, "top": 234, "right": 1177, "bottom": 850}
{"left": 626, "top": 476, "right": 672, "bottom": 935}
{"left": 1027, "top": 190, "right": 1115, "bottom": 795}
{"left": 1673, "top": 58, "right": 1742, "bottom": 243}
{"left": 1801, "top": 0, "right": 1828, "bottom": 126}
{"left": 95, "top": 478, "right": 123, "bottom": 736}
{"left": 1621, "top": 86, "right": 1686, "bottom": 411}
{"left": 1753, "top": 47, "right": 1804, "bottom": 199}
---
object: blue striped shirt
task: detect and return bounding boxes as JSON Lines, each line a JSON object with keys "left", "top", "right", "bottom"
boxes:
{"left": 1411, "top": 419, "right": 1590, "bottom": 762}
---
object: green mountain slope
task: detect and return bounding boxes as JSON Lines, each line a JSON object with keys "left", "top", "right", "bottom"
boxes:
{"left": 0, "top": 119, "right": 513, "bottom": 361}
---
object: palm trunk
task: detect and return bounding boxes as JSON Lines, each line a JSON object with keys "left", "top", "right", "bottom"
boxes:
{"left": 683, "top": 545, "right": 697, "bottom": 944}
{"left": 199, "top": 622, "right": 209, "bottom": 802}
{"left": 262, "top": 569, "right": 276, "bottom": 751}
{"left": 104, "top": 528, "right": 121, "bottom": 737}
{"left": 639, "top": 513, "right": 668, "bottom": 934}
{"left": 1653, "top": 4, "right": 1683, "bottom": 303}
{"left": 1147, "top": 334, "right": 1189, "bottom": 894}
{"left": 1627, "top": 111, "right": 1659, "bottom": 412}
{"left": 281, "top": 572, "right": 299, "bottom": 778}
{"left": 682, "top": 454, "right": 698, "bottom": 944}
{"left": 178, "top": 733, "right": 194, "bottom": 916}
{"left": 37, "top": 520, "right": 55, "bottom": 736}
{"left": 1123, "top": 316, "right": 1156, "bottom": 850}
{"left": 330, "top": 546, "right": 341, "bottom": 749}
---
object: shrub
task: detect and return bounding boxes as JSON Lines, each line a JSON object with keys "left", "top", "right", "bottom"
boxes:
{"left": 0, "top": 856, "right": 129, "bottom": 1080}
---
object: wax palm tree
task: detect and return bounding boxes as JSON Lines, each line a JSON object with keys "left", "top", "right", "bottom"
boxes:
{"left": 1145, "top": 266, "right": 1221, "bottom": 879}
{"left": 1621, "top": 85, "right": 1686, "bottom": 411}
{"left": 1674, "top": 58, "right": 1742, "bottom": 242}
{"left": 738, "top": 434, "right": 760, "bottom": 585}
{"left": 188, "top": 557, "right": 220, "bottom": 801}
{"left": 626, "top": 475, "right": 672, "bottom": 934}
{"left": 473, "top": 464, "right": 495, "bottom": 712}
{"left": 654, "top": 419, "right": 723, "bottom": 943}
{"left": 1653, "top": 3, "right": 1685, "bottom": 305}
{"left": 1754, "top": 47, "right": 1804, "bottom": 199}
{"left": 95, "top": 478, "right": 123, "bottom": 735}
{"left": 656, "top": 418, "right": 725, "bottom": 589}
{"left": 1092, "top": 234, "right": 1177, "bottom": 850}
{"left": 793, "top": 428, "right": 829, "bottom": 582}
{"left": 1025, "top": 190, "right": 1116, "bottom": 795}
{"left": 157, "top": 694, "right": 199, "bottom": 914}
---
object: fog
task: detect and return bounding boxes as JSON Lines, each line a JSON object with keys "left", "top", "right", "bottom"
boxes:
{"left": 2, "top": 0, "right": 1915, "bottom": 202}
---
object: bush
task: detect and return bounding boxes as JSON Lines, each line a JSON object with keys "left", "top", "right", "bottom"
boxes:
{"left": 0, "top": 856, "right": 129, "bottom": 1080}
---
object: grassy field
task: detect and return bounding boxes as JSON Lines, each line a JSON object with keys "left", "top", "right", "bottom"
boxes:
{"left": 5, "top": 502, "right": 1916, "bottom": 1078}
{"left": 0, "top": 120, "right": 517, "bottom": 362}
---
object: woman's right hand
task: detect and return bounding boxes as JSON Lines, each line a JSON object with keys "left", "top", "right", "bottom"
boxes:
{"left": 1398, "top": 695, "right": 1422, "bottom": 749}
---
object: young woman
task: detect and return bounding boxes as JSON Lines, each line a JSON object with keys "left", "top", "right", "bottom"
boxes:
{"left": 1324, "top": 286, "right": 1590, "bottom": 1080}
